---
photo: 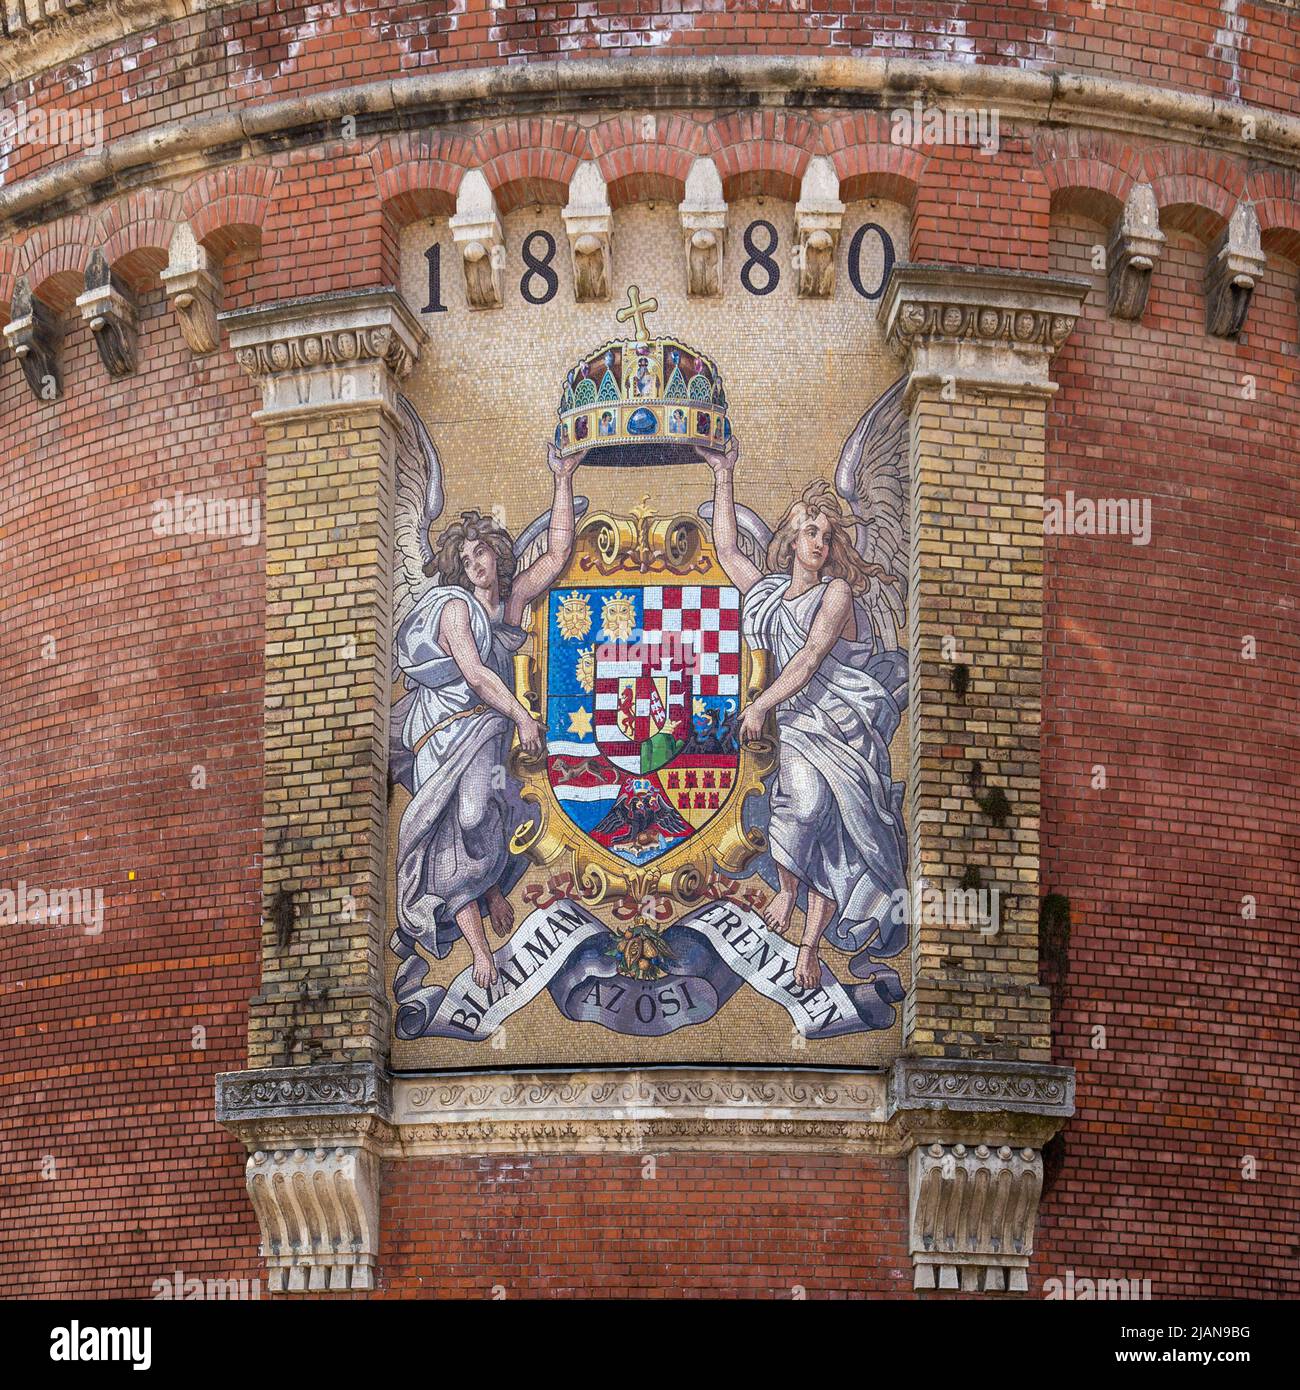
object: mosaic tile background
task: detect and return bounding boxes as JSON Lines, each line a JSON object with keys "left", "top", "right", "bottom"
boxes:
{"left": 391, "top": 197, "right": 912, "bottom": 1069}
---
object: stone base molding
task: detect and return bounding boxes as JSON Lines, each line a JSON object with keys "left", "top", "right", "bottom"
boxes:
{"left": 218, "top": 1057, "right": 1072, "bottom": 1293}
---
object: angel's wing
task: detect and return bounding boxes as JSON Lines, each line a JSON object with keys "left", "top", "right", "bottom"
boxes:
{"left": 393, "top": 395, "right": 444, "bottom": 648}
{"left": 513, "top": 496, "right": 590, "bottom": 573}
{"left": 697, "top": 500, "right": 772, "bottom": 575}
{"left": 834, "top": 375, "right": 909, "bottom": 649}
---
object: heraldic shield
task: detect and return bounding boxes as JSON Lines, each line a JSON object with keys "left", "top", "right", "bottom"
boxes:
{"left": 510, "top": 503, "right": 774, "bottom": 904}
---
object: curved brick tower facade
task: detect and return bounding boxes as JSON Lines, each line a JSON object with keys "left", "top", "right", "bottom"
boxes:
{"left": 2, "top": 3, "right": 1296, "bottom": 1301}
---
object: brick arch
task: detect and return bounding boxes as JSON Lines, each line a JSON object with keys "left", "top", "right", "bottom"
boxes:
{"left": 98, "top": 188, "right": 185, "bottom": 292}
{"left": 371, "top": 130, "right": 476, "bottom": 227}
{"left": 1034, "top": 129, "right": 1142, "bottom": 223}
{"left": 0, "top": 241, "right": 17, "bottom": 326}
{"left": 587, "top": 114, "right": 706, "bottom": 210}
{"left": 17, "top": 214, "right": 101, "bottom": 311}
{"left": 1249, "top": 170, "right": 1300, "bottom": 267}
{"left": 1143, "top": 146, "right": 1242, "bottom": 243}
{"left": 820, "top": 114, "right": 924, "bottom": 215}
{"left": 181, "top": 164, "right": 279, "bottom": 260}
{"left": 474, "top": 118, "right": 589, "bottom": 215}
{"left": 705, "top": 110, "right": 817, "bottom": 202}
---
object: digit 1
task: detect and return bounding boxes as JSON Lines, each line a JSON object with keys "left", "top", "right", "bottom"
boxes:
{"left": 422, "top": 242, "right": 448, "bottom": 314}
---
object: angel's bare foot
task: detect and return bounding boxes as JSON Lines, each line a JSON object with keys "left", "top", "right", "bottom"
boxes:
{"left": 485, "top": 886, "right": 515, "bottom": 938}
{"left": 794, "top": 943, "right": 822, "bottom": 990}
{"left": 470, "top": 945, "right": 499, "bottom": 990}
{"left": 760, "top": 890, "right": 796, "bottom": 936}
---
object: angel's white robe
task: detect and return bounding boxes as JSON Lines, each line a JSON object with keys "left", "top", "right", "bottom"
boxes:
{"left": 741, "top": 574, "right": 908, "bottom": 965}
{"left": 392, "top": 587, "right": 527, "bottom": 969}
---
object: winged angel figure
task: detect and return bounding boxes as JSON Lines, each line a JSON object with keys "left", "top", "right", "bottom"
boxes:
{"left": 698, "top": 376, "right": 909, "bottom": 989}
{"left": 389, "top": 396, "right": 587, "bottom": 992}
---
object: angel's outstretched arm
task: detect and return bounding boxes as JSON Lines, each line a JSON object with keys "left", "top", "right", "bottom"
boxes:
{"left": 738, "top": 578, "right": 852, "bottom": 741}
{"left": 506, "top": 444, "right": 584, "bottom": 624}
{"left": 697, "top": 438, "right": 762, "bottom": 594}
{"left": 438, "top": 599, "right": 543, "bottom": 754}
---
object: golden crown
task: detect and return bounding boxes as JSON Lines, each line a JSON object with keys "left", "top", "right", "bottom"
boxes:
{"left": 554, "top": 285, "right": 730, "bottom": 468}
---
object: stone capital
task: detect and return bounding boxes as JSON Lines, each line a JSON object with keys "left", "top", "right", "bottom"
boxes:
{"left": 882, "top": 264, "right": 1089, "bottom": 397}
{"left": 220, "top": 288, "right": 425, "bottom": 423}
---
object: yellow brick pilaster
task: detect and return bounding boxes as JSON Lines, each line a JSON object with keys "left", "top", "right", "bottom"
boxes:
{"left": 223, "top": 290, "right": 426, "bottom": 1068}
{"left": 883, "top": 266, "right": 1088, "bottom": 1063}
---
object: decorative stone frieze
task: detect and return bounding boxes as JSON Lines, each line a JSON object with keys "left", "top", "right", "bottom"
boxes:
{"left": 562, "top": 161, "right": 613, "bottom": 304}
{"left": 794, "top": 156, "right": 845, "bottom": 299}
{"left": 449, "top": 169, "right": 506, "bottom": 310}
{"left": 890, "top": 1057, "right": 1075, "bottom": 1117}
{"left": 221, "top": 287, "right": 424, "bottom": 423}
{"left": 394, "top": 1068, "right": 893, "bottom": 1156}
{"left": 4, "top": 276, "right": 60, "bottom": 401}
{"left": 1106, "top": 183, "right": 1165, "bottom": 320}
{"left": 882, "top": 264, "right": 1089, "bottom": 396}
{"left": 160, "top": 224, "right": 221, "bottom": 356}
{"left": 1205, "top": 201, "right": 1266, "bottom": 339}
{"left": 678, "top": 157, "right": 728, "bottom": 298}
{"left": 77, "top": 248, "right": 138, "bottom": 378}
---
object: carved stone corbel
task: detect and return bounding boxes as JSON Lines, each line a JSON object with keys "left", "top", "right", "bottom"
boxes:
{"left": 889, "top": 1056, "right": 1074, "bottom": 1295}
{"left": 1106, "top": 183, "right": 1164, "bottom": 320}
{"left": 77, "top": 248, "right": 138, "bottom": 378}
{"left": 160, "top": 223, "right": 221, "bottom": 356}
{"left": 3, "top": 276, "right": 61, "bottom": 401}
{"left": 794, "top": 156, "right": 845, "bottom": 299}
{"left": 909, "top": 1142, "right": 1043, "bottom": 1292}
{"left": 246, "top": 1144, "right": 380, "bottom": 1292}
{"left": 562, "top": 161, "right": 613, "bottom": 304}
{"left": 1205, "top": 201, "right": 1266, "bottom": 338}
{"left": 218, "top": 1062, "right": 392, "bottom": 1294}
{"left": 449, "top": 169, "right": 505, "bottom": 310}
{"left": 678, "top": 157, "right": 728, "bottom": 299}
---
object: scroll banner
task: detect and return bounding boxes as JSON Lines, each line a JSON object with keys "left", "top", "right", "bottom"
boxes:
{"left": 393, "top": 898, "right": 903, "bottom": 1041}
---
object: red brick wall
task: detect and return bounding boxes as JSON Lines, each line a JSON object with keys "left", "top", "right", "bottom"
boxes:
{"left": 0, "top": 280, "right": 264, "bottom": 1297}
{"left": 380, "top": 1154, "right": 913, "bottom": 1298}
{"left": 1036, "top": 214, "right": 1300, "bottom": 1300}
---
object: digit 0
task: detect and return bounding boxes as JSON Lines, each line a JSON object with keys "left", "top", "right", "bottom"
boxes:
{"left": 848, "top": 222, "right": 895, "bottom": 302}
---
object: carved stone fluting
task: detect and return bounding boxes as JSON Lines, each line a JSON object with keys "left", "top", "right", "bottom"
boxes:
{"left": 3, "top": 276, "right": 61, "bottom": 401}
{"left": 246, "top": 1145, "right": 379, "bottom": 1293}
{"left": 678, "top": 156, "right": 728, "bottom": 298}
{"left": 220, "top": 287, "right": 425, "bottom": 422}
{"left": 77, "top": 248, "right": 138, "bottom": 378}
{"left": 1205, "top": 201, "right": 1266, "bottom": 338}
{"left": 1106, "top": 183, "right": 1165, "bottom": 320}
{"left": 562, "top": 161, "right": 613, "bottom": 304}
{"left": 160, "top": 224, "right": 221, "bottom": 356}
{"left": 449, "top": 168, "right": 505, "bottom": 310}
{"left": 882, "top": 264, "right": 1089, "bottom": 395}
{"left": 794, "top": 156, "right": 845, "bottom": 298}
{"left": 909, "top": 1142, "right": 1043, "bottom": 1293}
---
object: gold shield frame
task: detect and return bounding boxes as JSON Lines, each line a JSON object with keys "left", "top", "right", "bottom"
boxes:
{"left": 509, "top": 503, "right": 775, "bottom": 906}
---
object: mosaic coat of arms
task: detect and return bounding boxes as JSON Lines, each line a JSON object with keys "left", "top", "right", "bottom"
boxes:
{"left": 387, "top": 287, "right": 911, "bottom": 1048}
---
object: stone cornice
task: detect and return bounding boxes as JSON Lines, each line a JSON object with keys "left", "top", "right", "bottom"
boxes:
{"left": 890, "top": 1057, "right": 1075, "bottom": 1118}
{"left": 4, "top": 56, "right": 1300, "bottom": 236}
{"left": 882, "top": 263, "right": 1090, "bottom": 396}
{"left": 219, "top": 288, "right": 426, "bottom": 423}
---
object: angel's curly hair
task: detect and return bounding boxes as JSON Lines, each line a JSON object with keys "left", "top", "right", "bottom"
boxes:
{"left": 430, "top": 509, "right": 517, "bottom": 597}
{"left": 766, "top": 478, "right": 889, "bottom": 599}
